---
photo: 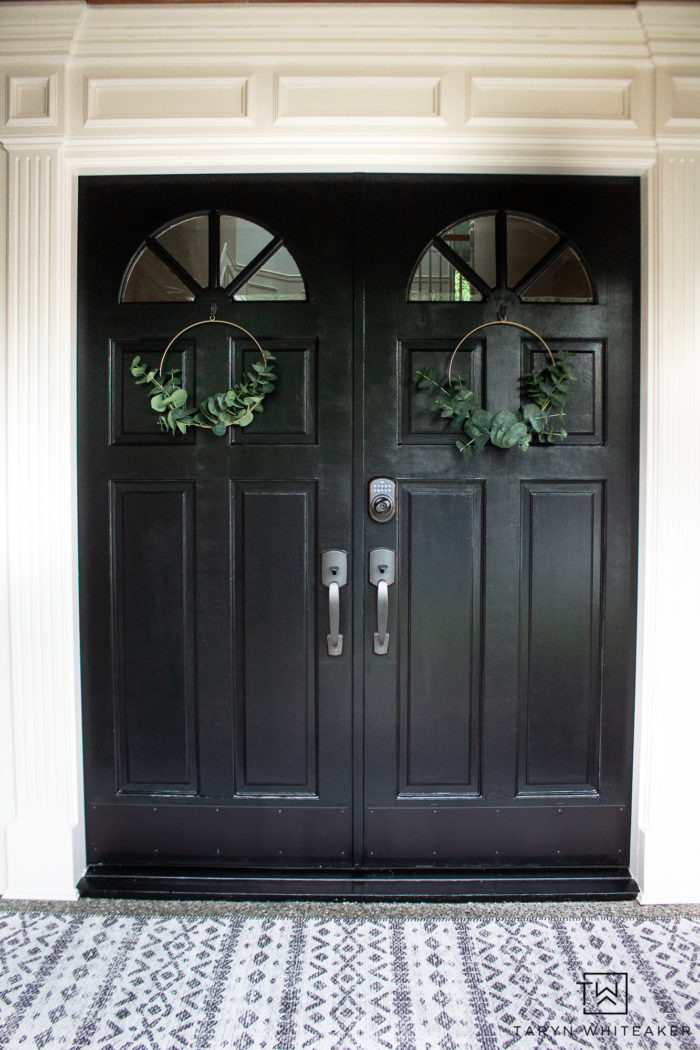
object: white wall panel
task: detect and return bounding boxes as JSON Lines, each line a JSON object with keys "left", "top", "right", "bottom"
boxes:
{"left": 468, "top": 76, "right": 634, "bottom": 126}
{"left": 7, "top": 74, "right": 57, "bottom": 126}
{"left": 659, "top": 73, "right": 700, "bottom": 132}
{"left": 85, "top": 76, "right": 251, "bottom": 127}
{"left": 275, "top": 75, "right": 443, "bottom": 124}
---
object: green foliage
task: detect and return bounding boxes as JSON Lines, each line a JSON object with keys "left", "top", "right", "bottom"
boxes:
{"left": 130, "top": 353, "right": 277, "bottom": 436}
{"left": 414, "top": 352, "right": 574, "bottom": 456}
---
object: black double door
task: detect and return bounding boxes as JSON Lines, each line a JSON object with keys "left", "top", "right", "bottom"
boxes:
{"left": 78, "top": 174, "right": 639, "bottom": 895}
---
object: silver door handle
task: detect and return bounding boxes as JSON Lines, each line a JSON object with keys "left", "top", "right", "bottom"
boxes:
{"left": 369, "top": 548, "right": 396, "bottom": 655}
{"left": 328, "top": 580, "right": 341, "bottom": 650}
{"left": 376, "top": 579, "right": 389, "bottom": 652}
{"left": 322, "top": 550, "right": 347, "bottom": 656}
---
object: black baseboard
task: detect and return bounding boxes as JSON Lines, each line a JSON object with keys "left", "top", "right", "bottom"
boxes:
{"left": 78, "top": 865, "right": 638, "bottom": 902}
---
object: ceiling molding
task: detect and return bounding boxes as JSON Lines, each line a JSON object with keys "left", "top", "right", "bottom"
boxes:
{"left": 84, "top": 0, "right": 644, "bottom": 5}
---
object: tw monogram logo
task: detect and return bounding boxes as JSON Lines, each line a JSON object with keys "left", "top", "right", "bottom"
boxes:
{"left": 579, "top": 972, "right": 629, "bottom": 1015}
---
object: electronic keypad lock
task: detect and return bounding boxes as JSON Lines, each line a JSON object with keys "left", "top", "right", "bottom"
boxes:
{"left": 368, "top": 478, "right": 396, "bottom": 523}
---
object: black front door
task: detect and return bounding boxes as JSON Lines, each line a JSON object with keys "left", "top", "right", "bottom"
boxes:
{"left": 78, "top": 174, "right": 639, "bottom": 895}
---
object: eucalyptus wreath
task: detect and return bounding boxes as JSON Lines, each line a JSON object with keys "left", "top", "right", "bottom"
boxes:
{"left": 414, "top": 321, "right": 575, "bottom": 455}
{"left": 130, "top": 317, "right": 276, "bottom": 437}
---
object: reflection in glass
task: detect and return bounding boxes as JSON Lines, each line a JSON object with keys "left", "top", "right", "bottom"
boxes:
{"left": 119, "top": 211, "right": 308, "bottom": 303}
{"left": 234, "top": 246, "right": 306, "bottom": 301}
{"left": 409, "top": 244, "right": 483, "bottom": 302}
{"left": 219, "top": 216, "right": 274, "bottom": 288}
{"left": 408, "top": 210, "right": 594, "bottom": 304}
{"left": 521, "top": 245, "right": 594, "bottom": 302}
{"left": 155, "top": 215, "right": 209, "bottom": 289}
{"left": 121, "top": 246, "right": 195, "bottom": 302}
{"left": 507, "top": 215, "right": 559, "bottom": 288}
{"left": 444, "top": 215, "right": 496, "bottom": 289}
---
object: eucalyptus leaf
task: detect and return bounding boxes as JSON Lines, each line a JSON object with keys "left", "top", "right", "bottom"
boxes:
{"left": 490, "top": 412, "right": 528, "bottom": 449}
{"left": 471, "top": 408, "right": 493, "bottom": 428}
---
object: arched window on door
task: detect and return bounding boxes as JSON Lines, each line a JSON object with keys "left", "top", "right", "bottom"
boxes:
{"left": 408, "top": 211, "right": 595, "bottom": 304}
{"left": 120, "top": 211, "right": 307, "bottom": 303}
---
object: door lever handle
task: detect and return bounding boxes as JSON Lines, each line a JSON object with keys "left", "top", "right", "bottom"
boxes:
{"left": 322, "top": 550, "right": 347, "bottom": 656}
{"left": 369, "top": 548, "right": 396, "bottom": 655}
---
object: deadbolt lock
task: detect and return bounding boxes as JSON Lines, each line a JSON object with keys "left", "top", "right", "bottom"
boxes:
{"left": 368, "top": 478, "right": 397, "bottom": 523}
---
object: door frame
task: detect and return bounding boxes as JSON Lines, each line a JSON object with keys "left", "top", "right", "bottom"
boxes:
{"left": 75, "top": 175, "right": 640, "bottom": 900}
{"left": 2, "top": 2, "right": 700, "bottom": 903}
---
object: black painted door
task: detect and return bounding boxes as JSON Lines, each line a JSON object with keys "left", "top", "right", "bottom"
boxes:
{"left": 78, "top": 174, "right": 638, "bottom": 877}
{"left": 79, "top": 176, "right": 356, "bottom": 866}
{"left": 360, "top": 176, "right": 638, "bottom": 869}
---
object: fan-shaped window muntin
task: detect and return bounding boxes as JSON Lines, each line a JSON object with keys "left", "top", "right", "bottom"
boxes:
{"left": 120, "top": 210, "right": 307, "bottom": 303}
{"left": 408, "top": 210, "right": 594, "bottom": 304}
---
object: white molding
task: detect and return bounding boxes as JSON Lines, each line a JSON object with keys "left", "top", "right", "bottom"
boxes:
{"left": 58, "top": 146, "right": 657, "bottom": 180}
{"left": 65, "top": 4, "right": 649, "bottom": 63}
{"left": 639, "top": 1, "right": 700, "bottom": 59}
{"left": 0, "top": 3, "right": 83, "bottom": 59}
{"left": 0, "top": 1, "right": 699, "bottom": 903}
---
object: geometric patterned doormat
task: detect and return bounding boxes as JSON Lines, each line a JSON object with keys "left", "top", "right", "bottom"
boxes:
{"left": 0, "top": 901, "right": 698, "bottom": 1049}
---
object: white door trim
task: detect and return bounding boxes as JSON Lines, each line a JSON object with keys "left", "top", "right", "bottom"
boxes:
{"left": 1, "top": 1, "right": 699, "bottom": 903}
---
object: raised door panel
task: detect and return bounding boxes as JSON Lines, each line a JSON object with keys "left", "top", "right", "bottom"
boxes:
{"left": 398, "top": 481, "right": 483, "bottom": 797}
{"left": 233, "top": 482, "right": 318, "bottom": 794}
{"left": 518, "top": 482, "right": 604, "bottom": 795}
{"left": 233, "top": 340, "right": 317, "bottom": 444}
{"left": 111, "top": 481, "right": 197, "bottom": 794}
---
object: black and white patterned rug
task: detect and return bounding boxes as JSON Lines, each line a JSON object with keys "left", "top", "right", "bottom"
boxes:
{"left": 0, "top": 901, "right": 698, "bottom": 1049}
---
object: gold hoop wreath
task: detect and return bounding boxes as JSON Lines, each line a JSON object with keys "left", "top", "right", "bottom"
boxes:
{"left": 130, "top": 311, "right": 277, "bottom": 437}
{"left": 414, "top": 319, "right": 575, "bottom": 455}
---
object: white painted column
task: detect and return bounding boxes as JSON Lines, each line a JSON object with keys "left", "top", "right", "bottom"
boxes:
{"left": 0, "top": 145, "right": 15, "bottom": 894}
{"left": 634, "top": 149, "right": 700, "bottom": 903}
{"left": 3, "top": 144, "right": 83, "bottom": 900}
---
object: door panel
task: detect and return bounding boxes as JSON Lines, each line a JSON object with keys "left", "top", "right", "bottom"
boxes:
{"left": 398, "top": 481, "right": 483, "bottom": 796}
{"left": 79, "top": 175, "right": 355, "bottom": 867}
{"left": 518, "top": 481, "right": 603, "bottom": 793}
{"left": 111, "top": 480, "right": 196, "bottom": 794}
{"left": 235, "top": 482, "right": 317, "bottom": 793}
{"left": 78, "top": 173, "right": 639, "bottom": 884}
{"left": 360, "top": 174, "right": 639, "bottom": 869}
